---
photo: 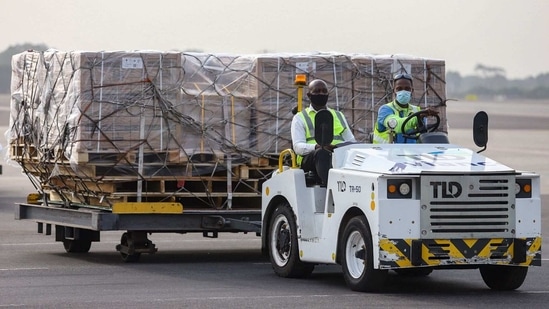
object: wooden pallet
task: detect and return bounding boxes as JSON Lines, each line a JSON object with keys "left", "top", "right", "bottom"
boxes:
{"left": 11, "top": 146, "right": 212, "bottom": 165}
{"left": 41, "top": 162, "right": 274, "bottom": 209}
{"left": 70, "top": 149, "right": 185, "bottom": 164}
{"left": 17, "top": 147, "right": 278, "bottom": 210}
{"left": 45, "top": 186, "right": 263, "bottom": 210}
{"left": 48, "top": 176, "right": 262, "bottom": 194}
{"left": 21, "top": 159, "right": 276, "bottom": 180}
{"left": 9, "top": 143, "right": 40, "bottom": 162}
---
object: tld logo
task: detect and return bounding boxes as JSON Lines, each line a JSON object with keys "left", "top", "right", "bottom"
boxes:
{"left": 337, "top": 181, "right": 346, "bottom": 192}
{"left": 430, "top": 181, "right": 462, "bottom": 198}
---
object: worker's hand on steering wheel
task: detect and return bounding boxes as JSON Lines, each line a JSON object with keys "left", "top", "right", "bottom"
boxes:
{"left": 401, "top": 109, "right": 441, "bottom": 139}
{"left": 421, "top": 108, "right": 439, "bottom": 117}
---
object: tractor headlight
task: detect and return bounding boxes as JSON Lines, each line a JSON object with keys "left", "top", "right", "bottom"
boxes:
{"left": 399, "top": 182, "right": 411, "bottom": 195}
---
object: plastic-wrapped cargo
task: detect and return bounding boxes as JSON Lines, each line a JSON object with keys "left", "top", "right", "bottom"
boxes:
{"left": 10, "top": 50, "right": 184, "bottom": 157}
{"left": 8, "top": 50, "right": 447, "bottom": 210}
{"left": 10, "top": 50, "right": 188, "bottom": 208}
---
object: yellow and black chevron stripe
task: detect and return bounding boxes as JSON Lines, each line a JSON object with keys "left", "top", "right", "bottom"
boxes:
{"left": 379, "top": 237, "right": 541, "bottom": 268}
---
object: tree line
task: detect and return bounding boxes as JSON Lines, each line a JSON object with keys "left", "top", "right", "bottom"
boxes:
{"left": 1, "top": 43, "right": 548, "bottom": 100}
{"left": 446, "top": 70, "right": 549, "bottom": 101}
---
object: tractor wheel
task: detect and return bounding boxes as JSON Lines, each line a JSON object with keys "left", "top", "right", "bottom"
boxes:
{"left": 480, "top": 265, "right": 528, "bottom": 290}
{"left": 341, "top": 216, "right": 387, "bottom": 292}
{"left": 268, "top": 202, "right": 314, "bottom": 278}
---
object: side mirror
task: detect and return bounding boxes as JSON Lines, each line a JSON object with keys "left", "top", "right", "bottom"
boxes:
{"left": 315, "top": 109, "right": 334, "bottom": 147}
{"left": 473, "top": 111, "right": 488, "bottom": 153}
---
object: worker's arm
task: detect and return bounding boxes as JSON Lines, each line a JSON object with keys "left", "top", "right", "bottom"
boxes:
{"left": 291, "top": 116, "right": 316, "bottom": 156}
{"left": 378, "top": 105, "right": 418, "bottom": 134}
{"left": 340, "top": 116, "right": 357, "bottom": 143}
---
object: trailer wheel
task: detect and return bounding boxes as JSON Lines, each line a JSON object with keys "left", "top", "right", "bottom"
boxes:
{"left": 341, "top": 216, "right": 387, "bottom": 292}
{"left": 480, "top": 265, "right": 528, "bottom": 290}
{"left": 119, "top": 232, "right": 141, "bottom": 263}
{"left": 62, "top": 229, "right": 93, "bottom": 253}
{"left": 268, "top": 203, "right": 314, "bottom": 278}
{"left": 63, "top": 238, "right": 92, "bottom": 253}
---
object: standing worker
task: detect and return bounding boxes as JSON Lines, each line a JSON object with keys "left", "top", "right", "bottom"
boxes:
{"left": 291, "top": 79, "right": 356, "bottom": 185}
{"left": 373, "top": 73, "right": 438, "bottom": 143}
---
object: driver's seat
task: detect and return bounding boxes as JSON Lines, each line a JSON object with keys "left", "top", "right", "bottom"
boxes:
{"left": 418, "top": 132, "right": 450, "bottom": 144}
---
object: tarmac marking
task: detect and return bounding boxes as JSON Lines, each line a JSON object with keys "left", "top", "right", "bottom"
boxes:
{"left": 0, "top": 243, "right": 57, "bottom": 246}
{"left": 0, "top": 267, "right": 48, "bottom": 271}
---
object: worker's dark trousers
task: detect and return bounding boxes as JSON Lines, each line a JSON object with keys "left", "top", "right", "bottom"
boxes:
{"left": 301, "top": 148, "right": 332, "bottom": 185}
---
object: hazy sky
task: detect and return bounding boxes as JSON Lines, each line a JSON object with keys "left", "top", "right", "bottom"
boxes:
{"left": 1, "top": 0, "right": 547, "bottom": 78}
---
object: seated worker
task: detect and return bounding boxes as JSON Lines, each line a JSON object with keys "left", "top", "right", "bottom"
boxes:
{"left": 291, "top": 79, "right": 356, "bottom": 185}
{"left": 373, "top": 73, "right": 438, "bottom": 143}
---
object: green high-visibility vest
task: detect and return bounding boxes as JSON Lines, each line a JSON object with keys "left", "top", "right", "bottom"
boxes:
{"left": 296, "top": 107, "right": 348, "bottom": 166}
{"left": 373, "top": 102, "right": 420, "bottom": 144}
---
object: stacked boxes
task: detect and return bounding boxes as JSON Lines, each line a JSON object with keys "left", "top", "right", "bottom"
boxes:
{"left": 9, "top": 50, "right": 447, "bottom": 208}
{"left": 178, "top": 53, "right": 258, "bottom": 159}
{"left": 70, "top": 51, "right": 183, "bottom": 154}
{"left": 10, "top": 51, "right": 447, "bottom": 161}
{"left": 178, "top": 93, "right": 255, "bottom": 158}
{"left": 9, "top": 50, "right": 184, "bottom": 162}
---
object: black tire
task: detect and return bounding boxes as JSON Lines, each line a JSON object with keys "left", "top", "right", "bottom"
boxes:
{"left": 394, "top": 268, "right": 433, "bottom": 277}
{"left": 62, "top": 238, "right": 92, "bottom": 253}
{"left": 119, "top": 232, "right": 141, "bottom": 263}
{"left": 480, "top": 265, "right": 528, "bottom": 290}
{"left": 268, "top": 203, "right": 314, "bottom": 278}
{"left": 62, "top": 229, "right": 92, "bottom": 253}
{"left": 341, "top": 216, "right": 388, "bottom": 292}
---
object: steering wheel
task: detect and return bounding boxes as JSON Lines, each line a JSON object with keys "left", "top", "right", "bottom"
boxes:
{"left": 400, "top": 110, "right": 441, "bottom": 140}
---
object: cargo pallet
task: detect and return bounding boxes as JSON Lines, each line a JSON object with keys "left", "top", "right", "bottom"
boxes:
{"left": 14, "top": 153, "right": 277, "bottom": 262}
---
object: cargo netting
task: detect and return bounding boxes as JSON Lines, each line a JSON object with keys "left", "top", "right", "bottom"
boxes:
{"left": 7, "top": 50, "right": 447, "bottom": 209}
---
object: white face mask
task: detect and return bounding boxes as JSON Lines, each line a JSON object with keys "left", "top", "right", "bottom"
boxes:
{"left": 396, "top": 90, "right": 411, "bottom": 105}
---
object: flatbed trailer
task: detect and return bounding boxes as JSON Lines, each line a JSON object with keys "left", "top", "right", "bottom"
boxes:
{"left": 15, "top": 201, "right": 262, "bottom": 262}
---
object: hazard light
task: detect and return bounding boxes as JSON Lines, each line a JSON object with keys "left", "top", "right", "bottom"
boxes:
{"left": 294, "top": 74, "right": 307, "bottom": 86}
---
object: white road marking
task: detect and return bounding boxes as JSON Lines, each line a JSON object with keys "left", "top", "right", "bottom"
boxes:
{"left": 0, "top": 267, "right": 48, "bottom": 271}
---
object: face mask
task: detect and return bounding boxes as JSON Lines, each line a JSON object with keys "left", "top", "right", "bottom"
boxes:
{"left": 309, "top": 94, "right": 329, "bottom": 106}
{"left": 396, "top": 90, "right": 411, "bottom": 105}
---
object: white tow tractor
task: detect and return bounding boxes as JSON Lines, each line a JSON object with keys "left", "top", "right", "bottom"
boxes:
{"left": 260, "top": 110, "right": 541, "bottom": 292}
